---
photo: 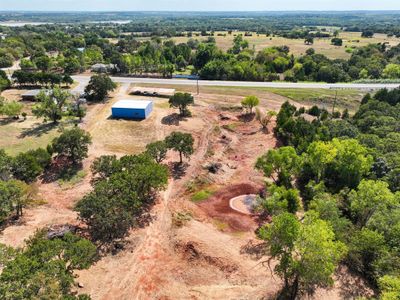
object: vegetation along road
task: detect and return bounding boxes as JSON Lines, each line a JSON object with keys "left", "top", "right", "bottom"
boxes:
{"left": 72, "top": 75, "right": 400, "bottom": 90}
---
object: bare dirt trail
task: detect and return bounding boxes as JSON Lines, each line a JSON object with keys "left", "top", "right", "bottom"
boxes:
{"left": 76, "top": 100, "right": 217, "bottom": 299}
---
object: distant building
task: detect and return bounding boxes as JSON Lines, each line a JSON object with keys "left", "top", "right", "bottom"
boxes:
{"left": 91, "top": 63, "right": 118, "bottom": 73}
{"left": 21, "top": 89, "right": 47, "bottom": 101}
{"left": 111, "top": 100, "right": 153, "bottom": 119}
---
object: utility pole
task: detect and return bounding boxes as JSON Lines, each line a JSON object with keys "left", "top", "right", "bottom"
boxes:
{"left": 196, "top": 77, "right": 199, "bottom": 95}
{"left": 332, "top": 90, "right": 338, "bottom": 116}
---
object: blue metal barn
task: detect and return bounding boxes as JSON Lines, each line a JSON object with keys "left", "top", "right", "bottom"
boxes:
{"left": 111, "top": 100, "right": 153, "bottom": 119}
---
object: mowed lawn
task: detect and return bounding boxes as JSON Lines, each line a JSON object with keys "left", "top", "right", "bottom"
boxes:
{"left": 169, "top": 31, "right": 400, "bottom": 59}
{"left": 0, "top": 116, "right": 67, "bottom": 155}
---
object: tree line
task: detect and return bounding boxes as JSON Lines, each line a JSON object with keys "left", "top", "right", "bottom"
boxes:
{"left": 255, "top": 88, "right": 400, "bottom": 298}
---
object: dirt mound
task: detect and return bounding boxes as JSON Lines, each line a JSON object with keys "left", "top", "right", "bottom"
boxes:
{"left": 198, "top": 183, "right": 262, "bottom": 232}
{"left": 175, "top": 241, "right": 239, "bottom": 274}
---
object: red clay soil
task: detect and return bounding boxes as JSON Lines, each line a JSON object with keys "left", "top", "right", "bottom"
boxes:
{"left": 198, "top": 183, "right": 263, "bottom": 232}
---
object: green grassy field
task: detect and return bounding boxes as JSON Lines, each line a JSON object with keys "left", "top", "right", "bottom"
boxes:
{"left": 265, "top": 88, "right": 365, "bottom": 112}
{"left": 0, "top": 117, "right": 72, "bottom": 155}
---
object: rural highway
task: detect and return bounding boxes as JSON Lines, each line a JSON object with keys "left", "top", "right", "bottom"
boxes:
{"left": 71, "top": 75, "right": 400, "bottom": 91}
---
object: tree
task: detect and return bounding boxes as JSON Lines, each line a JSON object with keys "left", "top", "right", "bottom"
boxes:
{"left": 0, "top": 230, "right": 96, "bottom": 299}
{"left": 0, "top": 150, "right": 12, "bottom": 181}
{"left": 308, "top": 193, "right": 352, "bottom": 242}
{"left": 0, "top": 101, "right": 23, "bottom": 119}
{"left": 0, "top": 179, "right": 30, "bottom": 221}
{"left": 145, "top": 141, "right": 168, "bottom": 163}
{"left": 383, "top": 64, "right": 400, "bottom": 79}
{"left": 12, "top": 152, "right": 43, "bottom": 183}
{"left": 349, "top": 180, "right": 397, "bottom": 227}
{"left": 0, "top": 70, "right": 11, "bottom": 92}
{"left": 260, "top": 184, "right": 301, "bottom": 215}
{"left": 331, "top": 38, "right": 343, "bottom": 46}
{"left": 90, "top": 155, "right": 120, "bottom": 183}
{"left": 258, "top": 212, "right": 300, "bottom": 289}
{"left": 84, "top": 74, "right": 116, "bottom": 102}
{"left": 169, "top": 92, "right": 194, "bottom": 116}
{"left": 255, "top": 108, "right": 276, "bottom": 131}
{"left": 347, "top": 228, "right": 388, "bottom": 281}
{"left": 378, "top": 275, "right": 400, "bottom": 300}
{"left": 241, "top": 95, "right": 260, "bottom": 114}
{"left": 33, "top": 56, "right": 52, "bottom": 71}
{"left": 51, "top": 128, "right": 92, "bottom": 164}
{"left": 259, "top": 212, "right": 347, "bottom": 299}
{"left": 304, "top": 36, "right": 314, "bottom": 45}
{"left": 76, "top": 154, "right": 168, "bottom": 242}
{"left": 255, "top": 146, "right": 301, "bottom": 188}
{"left": 165, "top": 132, "right": 194, "bottom": 164}
{"left": 361, "top": 30, "right": 374, "bottom": 38}
{"left": 303, "top": 141, "right": 338, "bottom": 183}
{"left": 32, "top": 88, "right": 71, "bottom": 123}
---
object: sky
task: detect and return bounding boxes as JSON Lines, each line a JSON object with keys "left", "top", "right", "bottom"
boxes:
{"left": 1, "top": 0, "right": 400, "bottom": 12}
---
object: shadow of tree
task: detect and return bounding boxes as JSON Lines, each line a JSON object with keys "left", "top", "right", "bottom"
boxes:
{"left": 336, "top": 265, "right": 377, "bottom": 299}
{"left": 161, "top": 113, "right": 187, "bottom": 126}
{"left": 0, "top": 118, "right": 19, "bottom": 126}
{"left": 238, "top": 113, "right": 255, "bottom": 123}
{"left": 168, "top": 162, "right": 188, "bottom": 179}
{"left": 240, "top": 240, "right": 267, "bottom": 260}
{"left": 19, "top": 122, "right": 56, "bottom": 138}
{"left": 41, "top": 156, "right": 82, "bottom": 183}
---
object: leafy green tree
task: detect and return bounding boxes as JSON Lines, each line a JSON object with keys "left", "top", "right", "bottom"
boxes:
{"left": 255, "top": 108, "right": 276, "bottom": 131}
{"left": 259, "top": 212, "right": 347, "bottom": 299}
{"left": 331, "top": 38, "right": 343, "bottom": 46}
{"left": 0, "top": 101, "right": 23, "bottom": 119}
{"left": 51, "top": 128, "right": 92, "bottom": 164}
{"left": 349, "top": 180, "right": 397, "bottom": 227}
{"left": 329, "top": 138, "right": 373, "bottom": 190}
{"left": 76, "top": 154, "right": 168, "bottom": 242}
{"left": 32, "top": 88, "right": 71, "bottom": 123}
{"left": 146, "top": 141, "right": 168, "bottom": 163}
{"left": 0, "top": 179, "right": 30, "bottom": 221}
{"left": 378, "top": 275, "right": 400, "bottom": 300}
{"left": 255, "top": 146, "right": 301, "bottom": 188}
{"left": 0, "top": 230, "right": 96, "bottom": 299}
{"left": 165, "top": 132, "right": 194, "bottom": 164}
{"left": 258, "top": 212, "right": 300, "bottom": 289}
{"left": 308, "top": 193, "right": 352, "bottom": 242}
{"left": 383, "top": 64, "right": 400, "bottom": 79}
{"left": 241, "top": 95, "right": 260, "bottom": 114}
{"left": 12, "top": 152, "right": 43, "bottom": 183}
{"left": 260, "top": 184, "right": 301, "bottom": 215}
{"left": 0, "top": 70, "right": 11, "bottom": 92}
{"left": 347, "top": 228, "right": 388, "bottom": 282}
{"left": 304, "top": 36, "right": 314, "bottom": 45}
{"left": 169, "top": 92, "right": 194, "bottom": 116}
{"left": 0, "top": 150, "right": 12, "bottom": 181}
{"left": 303, "top": 141, "right": 338, "bottom": 183}
{"left": 84, "top": 74, "right": 116, "bottom": 102}
{"left": 90, "top": 155, "right": 120, "bottom": 183}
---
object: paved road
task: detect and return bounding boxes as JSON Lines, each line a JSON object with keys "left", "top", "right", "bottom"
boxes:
{"left": 72, "top": 75, "right": 400, "bottom": 90}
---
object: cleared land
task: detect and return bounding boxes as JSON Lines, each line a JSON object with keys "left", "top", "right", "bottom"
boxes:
{"left": 168, "top": 31, "right": 400, "bottom": 59}
{"left": 0, "top": 84, "right": 372, "bottom": 299}
{"left": 134, "top": 83, "right": 366, "bottom": 112}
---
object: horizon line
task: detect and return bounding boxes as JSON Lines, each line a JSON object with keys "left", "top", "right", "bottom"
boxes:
{"left": 2, "top": 10, "right": 400, "bottom": 13}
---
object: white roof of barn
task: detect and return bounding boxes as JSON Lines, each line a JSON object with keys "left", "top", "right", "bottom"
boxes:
{"left": 112, "top": 100, "right": 152, "bottom": 109}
